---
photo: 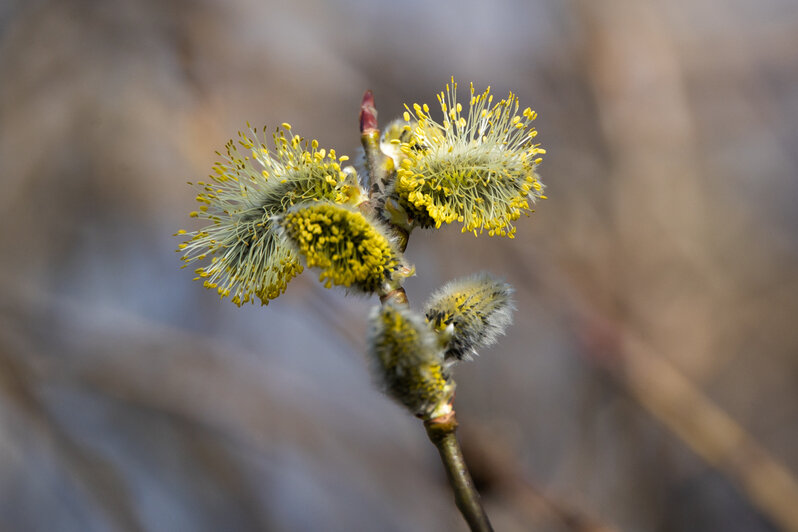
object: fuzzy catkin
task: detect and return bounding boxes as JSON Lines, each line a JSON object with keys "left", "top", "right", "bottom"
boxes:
{"left": 393, "top": 78, "right": 546, "bottom": 237}
{"left": 425, "top": 273, "right": 515, "bottom": 360}
{"left": 177, "top": 125, "right": 360, "bottom": 305}
{"left": 368, "top": 304, "right": 454, "bottom": 419}
{"left": 277, "top": 202, "right": 402, "bottom": 294}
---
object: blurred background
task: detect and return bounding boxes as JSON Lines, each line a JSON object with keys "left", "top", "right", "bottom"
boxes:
{"left": 1, "top": 0, "right": 798, "bottom": 530}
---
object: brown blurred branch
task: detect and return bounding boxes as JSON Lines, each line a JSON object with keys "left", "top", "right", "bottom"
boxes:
{"left": 577, "top": 308, "right": 798, "bottom": 531}
{"left": 615, "top": 330, "right": 798, "bottom": 531}
{"left": 505, "top": 238, "right": 798, "bottom": 531}
{"left": 555, "top": 2, "right": 798, "bottom": 528}
{"left": 461, "top": 423, "right": 618, "bottom": 532}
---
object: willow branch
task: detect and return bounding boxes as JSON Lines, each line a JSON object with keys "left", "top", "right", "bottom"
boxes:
{"left": 360, "top": 89, "right": 492, "bottom": 531}
{"left": 425, "top": 413, "right": 494, "bottom": 532}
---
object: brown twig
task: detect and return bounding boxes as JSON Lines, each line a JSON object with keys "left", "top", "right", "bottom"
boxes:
{"left": 425, "top": 412, "right": 494, "bottom": 532}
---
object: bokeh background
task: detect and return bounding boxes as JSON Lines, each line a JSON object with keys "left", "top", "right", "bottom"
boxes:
{"left": 2, "top": 0, "right": 798, "bottom": 530}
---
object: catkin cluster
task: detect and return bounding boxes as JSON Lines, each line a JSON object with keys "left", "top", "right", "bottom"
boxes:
{"left": 178, "top": 80, "right": 544, "bottom": 307}
{"left": 368, "top": 273, "right": 514, "bottom": 419}
{"left": 177, "top": 80, "right": 542, "bottom": 420}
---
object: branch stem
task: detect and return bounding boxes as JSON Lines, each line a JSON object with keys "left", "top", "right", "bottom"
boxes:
{"left": 425, "top": 413, "right": 494, "bottom": 532}
{"left": 362, "top": 89, "right": 492, "bottom": 531}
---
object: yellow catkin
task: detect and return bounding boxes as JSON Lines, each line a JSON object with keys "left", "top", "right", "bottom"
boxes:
{"left": 279, "top": 203, "right": 401, "bottom": 294}
{"left": 368, "top": 304, "right": 454, "bottom": 419}
{"left": 395, "top": 79, "right": 545, "bottom": 236}
{"left": 178, "top": 125, "right": 361, "bottom": 306}
{"left": 424, "top": 273, "right": 515, "bottom": 361}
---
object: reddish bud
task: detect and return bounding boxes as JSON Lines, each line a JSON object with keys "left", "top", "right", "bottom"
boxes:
{"left": 360, "top": 90, "right": 378, "bottom": 133}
